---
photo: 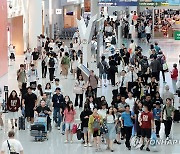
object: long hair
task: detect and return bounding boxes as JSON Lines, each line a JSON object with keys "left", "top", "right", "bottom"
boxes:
{"left": 45, "top": 83, "right": 51, "bottom": 90}
{"left": 106, "top": 106, "right": 115, "bottom": 119}
{"left": 37, "top": 84, "right": 43, "bottom": 96}
{"left": 67, "top": 101, "right": 74, "bottom": 112}
{"left": 9, "top": 90, "right": 18, "bottom": 99}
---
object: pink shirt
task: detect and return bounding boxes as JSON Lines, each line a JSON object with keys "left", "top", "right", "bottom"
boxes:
{"left": 64, "top": 109, "right": 76, "bottom": 123}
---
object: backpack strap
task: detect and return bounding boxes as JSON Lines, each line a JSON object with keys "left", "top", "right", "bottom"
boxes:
{"left": 7, "top": 140, "right": 11, "bottom": 152}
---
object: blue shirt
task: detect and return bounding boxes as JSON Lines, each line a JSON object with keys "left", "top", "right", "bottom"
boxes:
{"left": 153, "top": 108, "right": 161, "bottom": 120}
{"left": 121, "top": 111, "right": 135, "bottom": 127}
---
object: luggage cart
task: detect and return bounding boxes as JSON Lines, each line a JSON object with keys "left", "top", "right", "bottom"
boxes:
{"left": 30, "top": 116, "right": 48, "bottom": 141}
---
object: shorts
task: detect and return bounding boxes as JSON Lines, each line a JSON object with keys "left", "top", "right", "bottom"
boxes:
{"left": 141, "top": 128, "right": 151, "bottom": 139}
{"left": 8, "top": 111, "right": 19, "bottom": 119}
{"left": 65, "top": 122, "right": 73, "bottom": 130}
{"left": 83, "top": 127, "right": 88, "bottom": 134}
{"left": 99, "top": 72, "right": 106, "bottom": 80}
{"left": 93, "top": 130, "right": 101, "bottom": 137}
{"left": 25, "top": 108, "right": 34, "bottom": 118}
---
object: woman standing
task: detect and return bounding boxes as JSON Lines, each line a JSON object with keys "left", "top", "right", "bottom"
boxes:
{"left": 64, "top": 101, "right": 76, "bottom": 143}
{"left": 171, "top": 63, "right": 178, "bottom": 94}
{"left": 34, "top": 84, "right": 43, "bottom": 106}
{"left": 7, "top": 90, "right": 21, "bottom": 129}
{"left": 80, "top": 103, "right": 93, "bottom": 147}
{"left": 44, "top": 83, "right": 53, "bottom": 104}
{"left": 105, "top": 107, "right": 116, "bottom": 152}
{"left": 88, "top": 108, "right": 103, "bottom": 152}
{"left": 74, "top": 74, "right": 86, "bottom": 108}
{"left": 61, "top": 52, "right": 70, "bottom": 79}
{"left": 71, "top": 51, "right": 79, "bottom": 78}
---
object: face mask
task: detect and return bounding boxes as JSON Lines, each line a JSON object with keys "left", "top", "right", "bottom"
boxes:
{"left": 142, "top": 107, "right": 145, "bottom": 111}
{"left": 65, "top": 99, "right": 69, "bottom": 102}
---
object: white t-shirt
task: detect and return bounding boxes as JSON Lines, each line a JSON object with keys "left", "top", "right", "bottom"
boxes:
{"left": 106, "top": 114, "right": 115, "bottom": 124}
{"left": 145, "top": 26, "right": 151, "bottom": 34}
{"left": 1, "top": 139, "right": 23, "bottom": 154}
{"left": 125, "top": 98, "right": 135, "bottom": 111}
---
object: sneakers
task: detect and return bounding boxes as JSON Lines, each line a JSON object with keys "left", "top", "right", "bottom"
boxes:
{"left": 140, "top": 145, "right": 145, "bottom": 150}
{"left": 64, "top": 140, "right": 68, "bottom": 143}
{"left": 58, "top": 127, "right": 60, "bottom": 130}
{"left": 88, "top": 143, "right": 92, "bottom": 147}
{"left": 70, "top": 140, "right": 73, "bottom": 144}
{"left": 84, "top": 143, "right": 87, "bottom": 147}
{"left": 146, "top": 147, "right": 150, "bottom": 151}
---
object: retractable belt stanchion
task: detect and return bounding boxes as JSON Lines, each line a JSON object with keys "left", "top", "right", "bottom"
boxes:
{"left": 3, "top": 85, "right": 8, "bottom": 113}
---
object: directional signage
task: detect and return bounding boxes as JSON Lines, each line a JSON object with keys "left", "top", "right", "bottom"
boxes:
{"left": 174, "top": 31, "right": 180, "bottom": 40}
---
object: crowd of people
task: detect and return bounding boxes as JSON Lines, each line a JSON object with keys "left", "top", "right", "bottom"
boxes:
{"left": 0, "top": 12, "right": 180, "bottom": 154}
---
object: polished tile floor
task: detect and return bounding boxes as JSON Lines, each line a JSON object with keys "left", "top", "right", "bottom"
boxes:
{"left": 0, "top": 38, "right": 180, "bottom": 154}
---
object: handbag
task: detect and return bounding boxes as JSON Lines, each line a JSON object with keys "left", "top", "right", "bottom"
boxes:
{"left": 151, "top": 132, "right": 157, "bottom": 146}
{"left": 72, "top": 124, "right": 77, "bottom": 134}
{"left": 76, "top": 124, "right": 82, "bottom": 140}
{"left": 73, "top": 86, "right": 83, "bottom": 94}
{"left": 163, "top": 63, "right": 168, "bottom": 71}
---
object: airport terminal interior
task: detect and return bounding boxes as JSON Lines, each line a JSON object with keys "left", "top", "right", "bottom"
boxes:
{"left": 0, "top": 0, "right": 180, "bottom": 154}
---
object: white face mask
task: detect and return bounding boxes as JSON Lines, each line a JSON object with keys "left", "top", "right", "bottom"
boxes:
{"left": 142, "top": 107, "right": 145, "bottom": 111}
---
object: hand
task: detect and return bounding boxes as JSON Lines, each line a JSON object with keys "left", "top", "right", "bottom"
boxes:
{"left": 85, "top": 116, "right": 89, "bottom": 119}
{"left": 33, "top": 107, "right": 36, "bottom": 110}
{"left": 139, "top": 122, "right": 142, "bottom": 126}
{"left": 22, "top": 104, "right": 25, "bottom": 108}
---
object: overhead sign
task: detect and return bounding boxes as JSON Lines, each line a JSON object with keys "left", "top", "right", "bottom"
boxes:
{"left": 174, "top": 31, "right": 180, "bottom": 40}
{"left": 139, "top": 2, "right": 161, "bottom": 6}
{"left": 99, "top": 1, "right": 138, "bottom": 6}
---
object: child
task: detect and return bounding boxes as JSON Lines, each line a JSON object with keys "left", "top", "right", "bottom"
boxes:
{"left": 153, "top": 102, "right": 161, "bottom": 138}
{"left": 0, "top": 89, "right": 4, "bottom": 130}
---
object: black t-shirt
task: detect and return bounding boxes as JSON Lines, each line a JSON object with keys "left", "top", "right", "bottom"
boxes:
{"left": 23, "top": 93, "right": 37, "bottom": 109}
{"left": 36, "top": 106, "right": 51, "bottom": 116}
{"left": 32, "top": 52, "right": 39, "bottom": 60}
{"left": 148, "top": 82, "right": 158, "bottom": 94}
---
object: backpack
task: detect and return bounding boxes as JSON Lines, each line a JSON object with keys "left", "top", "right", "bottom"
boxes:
{"left": 49, "top": 58, "right": 55, "bottom": 67}
{"left": 111, "top": 36, "right": 116, "bottom": 45}
{"left": 141, "top": 60, "right": 149, "bottom": 72}
{"left": 92, "top": 116, "right": 101, "bottom": 131}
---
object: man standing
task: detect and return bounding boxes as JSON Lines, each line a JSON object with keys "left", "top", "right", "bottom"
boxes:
{"left": 139, "top": 104, "right": 154, "bottom": 151}
{"left": 1, "top": 131, "right": 23, "bottom": 154}
{"left": 22, "top": 87, "right": 37, "bottom": 129}
{"left": 17, "top": 64, "right": 26, "bottom": 91}
{"left": 145, "top": 23, "right": 151, "bottom": 43}
{"left": 150, "top": 55, "right": 161, "bottom": 82}
{"left": 31, "top": 48, "right": 39, "bottom": 68}
{"left": 121, "top": 105, "right": 135, "bottom": 150}
{"left": 52, "top": 88, "right": 64, "bottom": 130}
{"left": 161, "top": 98, "right": 175, "bottom": 140}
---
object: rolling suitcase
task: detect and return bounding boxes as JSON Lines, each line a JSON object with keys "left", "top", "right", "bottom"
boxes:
{"left": 173, "top": 110, "right": 180, "bottom": 122}
{"left": 31, "top": 124, "right": 45, "bottom": 132}
{"left": 19, "top": 116, "right": 25, "bottom": 130}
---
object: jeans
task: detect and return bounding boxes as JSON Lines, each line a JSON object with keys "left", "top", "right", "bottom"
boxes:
{"left": 49, "top": 67, "right": 55, "bottom": 81}
{"left": 53, "top": 107, "right": 62, "bottom": 127}
{"left": 164, "top": 119, "right": 172, "bottom": 138}
{"left": 42, "top": 65, "right": 47, "bottom": 78}
{"left": 172, "top": 79, "right": 177, "bottom": 93}
{"left": 155, "top": 120, "right": 161, "bottom": 135}
{"left": 124, "top": 126, "right": 133, "bottom": 148}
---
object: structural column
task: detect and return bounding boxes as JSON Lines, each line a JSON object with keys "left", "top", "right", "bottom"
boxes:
{"left": 29, "top": 0, "right": 42, "bottom": 49}
{"left": 91, "top": 0, "right": 99, "bottom": 18}
{"left": 0, "top": 0, "right": 8, "bottom": 77}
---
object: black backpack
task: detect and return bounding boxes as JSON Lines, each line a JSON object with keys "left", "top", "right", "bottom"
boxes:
{"left": 49, "top": 58, "right": 55, "bottom": 67}
{"left": 111, "top": 36, "right": 116, "bottom": 45}
{"left": 141, "top": 60, "right": 148, "bottom": 72}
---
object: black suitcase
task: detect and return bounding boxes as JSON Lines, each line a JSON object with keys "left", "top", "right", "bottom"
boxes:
{"left": 19, "top": 116, "right": 25, "bottom": 130}
{"left": 174, "top": 110, "right": 180, "bottom": 122}
{"left": 31, "top": 124, "right": 45, "bottom": 132}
